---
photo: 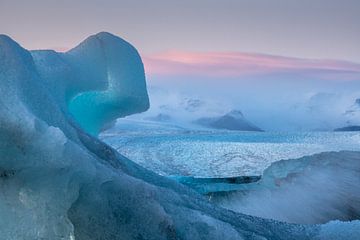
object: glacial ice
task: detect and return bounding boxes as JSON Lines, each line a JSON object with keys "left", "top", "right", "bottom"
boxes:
{"left": 31, "top": 32, "right": 149, "bottom": 136}
{"left": 0, "top": 32, "right": 359, "bottom": 239}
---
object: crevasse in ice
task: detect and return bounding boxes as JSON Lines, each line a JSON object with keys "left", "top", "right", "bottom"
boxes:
{"left": 0, "top": 32, "right": 359, "bottom": 239}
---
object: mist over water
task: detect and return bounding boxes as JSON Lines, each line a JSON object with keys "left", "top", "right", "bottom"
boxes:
{"left": 143, "top": 74, "right": 360, "bottom": 131}
{"left": 215, "top": 151, "right": 360, "bottom": 224}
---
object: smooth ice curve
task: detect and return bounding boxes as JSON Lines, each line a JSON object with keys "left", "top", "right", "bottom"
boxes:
{"left": 0, "top": 32, "right": 359, "bottom": 239}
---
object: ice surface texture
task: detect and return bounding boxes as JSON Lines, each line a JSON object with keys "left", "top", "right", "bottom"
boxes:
{"left": 101, "top": 128, "right": 360, "bottom": 177}
{"left": 0, "top": 32, "right": 359, "bottom": 239}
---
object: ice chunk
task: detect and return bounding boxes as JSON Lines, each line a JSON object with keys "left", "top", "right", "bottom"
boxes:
{"left": 31, "top": 32, "right": 149, "bottom": 135}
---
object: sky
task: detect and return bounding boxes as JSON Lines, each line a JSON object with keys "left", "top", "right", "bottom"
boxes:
{"left": 0, "top": 0, "right": 359, "bottom": 62}
{"left": 143, "top": 51, "right": 360, "bottom": 80}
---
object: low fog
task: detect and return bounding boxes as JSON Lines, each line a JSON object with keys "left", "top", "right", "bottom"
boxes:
{"left": 215, "top": 151, "right": 360, "bottom": 224}
{"left": 133, "top": 73, "right": 360, "bottom": 131}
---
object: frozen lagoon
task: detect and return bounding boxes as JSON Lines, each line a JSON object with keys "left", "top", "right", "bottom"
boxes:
{"left": 101, "top": 119, "right": 360, "bottom": 177}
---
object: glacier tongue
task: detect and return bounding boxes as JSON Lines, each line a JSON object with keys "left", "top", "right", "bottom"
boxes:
{"left": 0, "top": 32, "right": 359, "bottom": 239}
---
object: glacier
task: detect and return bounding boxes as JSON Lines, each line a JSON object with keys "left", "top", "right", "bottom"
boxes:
{"left": 0, "top": 32, "right": 359, "bottom": 239}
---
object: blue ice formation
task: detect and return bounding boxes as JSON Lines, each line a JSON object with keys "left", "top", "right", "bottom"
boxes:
{"left": 31, "top": 33, "right": 149, "bottom": 135}
{"left": 0, "top": 32, "right": 359, "bottom": 239}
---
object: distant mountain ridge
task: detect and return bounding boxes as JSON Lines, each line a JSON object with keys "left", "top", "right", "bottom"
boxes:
{"left": 334, "top": 126, "right": 360, "bottom": 132}
{"left": 195, "top": 110, "right": 263, "bottom": 131}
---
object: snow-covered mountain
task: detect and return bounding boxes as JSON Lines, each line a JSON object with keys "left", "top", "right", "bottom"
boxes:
{"left": 195, "top": 110, "right": 263, "bottom": 131}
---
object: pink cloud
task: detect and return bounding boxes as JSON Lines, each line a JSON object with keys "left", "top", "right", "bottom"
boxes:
{"left": 143, "top": 51, "right": 360, "bottom": 80}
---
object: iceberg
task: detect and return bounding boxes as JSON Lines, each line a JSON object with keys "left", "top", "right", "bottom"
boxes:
{"left": 0, "top": 32, "right": 359, "bottom": 239}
